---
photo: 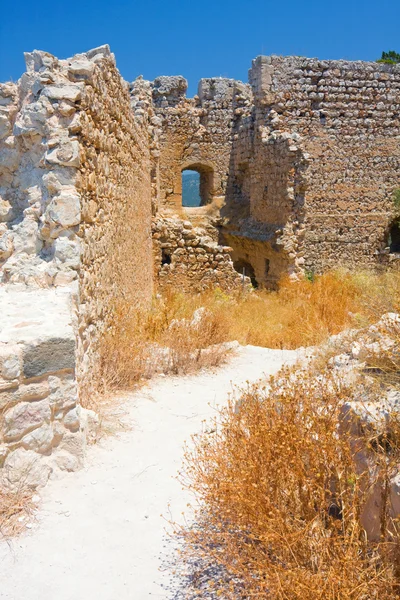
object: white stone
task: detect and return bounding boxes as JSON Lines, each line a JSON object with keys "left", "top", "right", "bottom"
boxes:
{"left": 3, "top": 399, "right": 51, "bottom": 442}
{"left": 45, "top": 140, "right": 80, "bottom": 168}
{"left": 0, "top": 343, "right": 21, "bottom": 380}
{"left": 20, "top": 423, "right": 54, "bottom": 454}
{"left": 42, "top": 85, "right": 82, "bottom": 103}
{"left": 44, "top": 189, "right": 81, "bottom": 234}
{"left": 63, "top": 407, "right": 80, "bottom": 432}
{"left": 2, "top": 448, "right": 52, "bottom": 490}
{"left": 54, "top": 236, "right": 81, "bottom": 269}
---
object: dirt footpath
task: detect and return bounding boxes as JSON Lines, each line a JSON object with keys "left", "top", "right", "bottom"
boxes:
{"left": 0, "top": 345, "right": 299, "bottom": 599}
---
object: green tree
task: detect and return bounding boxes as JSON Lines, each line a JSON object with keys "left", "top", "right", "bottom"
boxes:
{"left": 377, "top": 50, "right": 400, "bottom": 64}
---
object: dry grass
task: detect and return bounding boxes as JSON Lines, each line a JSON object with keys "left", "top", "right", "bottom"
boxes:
{"left": 0, "top": 487, "right": 35, "bottom": 539}
{"left": 98, "top": 269, "right": 400, "bottom": 393}
{"left": 173, "top": 271, "right": 400, "bottom": 598}
{"left": 178, "top": 364, "right": 400, "bottom": 599}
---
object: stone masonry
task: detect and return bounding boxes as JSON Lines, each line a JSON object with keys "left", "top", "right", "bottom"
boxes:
{"left": 0, "top": 45, "right": 153, "bottom": 485}
{"left": 0, "top": 45, "right": 399, "bottom": 485}
{"left": 142, "top": 55, "right": 400, "bottom": 288}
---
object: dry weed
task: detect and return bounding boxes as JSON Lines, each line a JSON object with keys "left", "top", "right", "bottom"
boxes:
{"left": 98, "top": 269, "right": 400, "bottom": 394}
{"left": 178, "top": 367, "right": 400, "bottom": 599}
{"left": 0, "top": 486, "right": 35, "bottom": 539}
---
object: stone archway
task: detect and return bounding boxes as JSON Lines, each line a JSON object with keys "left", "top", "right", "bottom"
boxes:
{"left": 181, "top": 163, "right": 214, "bottom": 207}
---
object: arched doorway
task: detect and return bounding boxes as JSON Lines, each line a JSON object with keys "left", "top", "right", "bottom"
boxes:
{"left": 181, "top": 164, "right": 214, "bottom": 207}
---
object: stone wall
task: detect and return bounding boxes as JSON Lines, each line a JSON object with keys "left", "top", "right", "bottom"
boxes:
{"left": 0, "top": 286, "right": 96, "bottom": 489}
{"left": 76, "top": 49, "right": 154, "bottom": 395}
{"left": 153, "top": 216, "right": 244, "bottom": 292}
{"left": 0, "top": 45, "right": 154, "bottom": 484}
{"left": 143, "top": 76, "right": 252, "bottom": 212}
{"left": 245, "top": 55, "right": 400, "bottom": 274}
{"left": 150, "top": 55, "right": 400, "bottom": 288}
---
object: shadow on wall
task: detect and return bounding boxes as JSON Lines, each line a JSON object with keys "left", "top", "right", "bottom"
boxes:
{"left": 389, "top": 221, "right": 400, "bottom": 253}
{"left": 233, "top": 259, "right": 258, "bottom": 288}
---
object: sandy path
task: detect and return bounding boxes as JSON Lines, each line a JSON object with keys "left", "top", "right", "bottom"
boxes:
{"left": 0, "top": 345, "right": 298, "bottom": 599}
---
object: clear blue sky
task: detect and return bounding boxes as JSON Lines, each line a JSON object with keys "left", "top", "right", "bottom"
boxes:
{"left": 1, "top": 0, "right": 399, "bottom": 96}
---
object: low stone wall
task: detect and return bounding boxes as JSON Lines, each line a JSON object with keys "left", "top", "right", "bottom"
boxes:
{"left": 0, "top": 286, "right": 97, "bottom": 489}
{"left": 153, "top": 216, "right": 244, "bottom": 292}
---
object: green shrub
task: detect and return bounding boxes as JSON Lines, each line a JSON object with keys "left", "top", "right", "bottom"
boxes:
{"left": 377, "top": 50, "right": 400, "bottom": 65}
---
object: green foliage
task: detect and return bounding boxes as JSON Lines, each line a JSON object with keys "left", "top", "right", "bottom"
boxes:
{"left": 304, "top": 269, "right": 315, "bottom": 283}
{"left": 393, "top": 188, "right": 400, "bottom": 210}
{"left": 377, "top": 50, "right": 400, "bottom": 64}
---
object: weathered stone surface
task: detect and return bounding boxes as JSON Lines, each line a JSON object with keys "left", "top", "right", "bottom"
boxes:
{"left": 48, "top": 374, "right": 77, "bottom": 411}
{"left": 2, "top": 448, "right": 52, "bottom": 489}
{"left": 43, "top": 189, "right": 81, "bottom": 233}
{"left": 63, "top": 407, "right": 80, "bottom": 432}
{"left": 23, "top": 338, "right": 75, "bottom": 378}
{"left": 42, "top": 84, "right": 82, "bottom": 103}
{"left": 54, "top": 431, "right": 85, "bottom": 471}
{"left": 20, "top": 423, "right": 54, "bottom": 454}
{"left": 0, "top": 343, "right": 21, "bottom": 380}
{"left": 3, "top": 399, "right": 51, "bottom": 441}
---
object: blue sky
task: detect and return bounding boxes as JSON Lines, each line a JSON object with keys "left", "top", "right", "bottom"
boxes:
{"left": 1, "top": 0, "right": 399, "bottom": 96}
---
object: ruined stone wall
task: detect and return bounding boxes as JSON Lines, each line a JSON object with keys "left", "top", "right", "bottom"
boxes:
{"left": 148, "top": 76, "right": 251, "bottom": 211}
{"left": 0, "top": 51, "right": 84, "bottom": 286}
{"left": 153, "top": 216, "right": 244, "bottom": 292}
{"left": 0, "top": 46, "right": 153, "bottom": 484}
{"left": 77, "top": 49, "right": 154, "bottom": 392}
{"left": 247, "top": 55, "right": 400, "bottom": 273}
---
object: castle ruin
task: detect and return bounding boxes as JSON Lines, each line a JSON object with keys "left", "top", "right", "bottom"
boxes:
{"left": 0, "top": 45, "right": 399, "bottom": 484}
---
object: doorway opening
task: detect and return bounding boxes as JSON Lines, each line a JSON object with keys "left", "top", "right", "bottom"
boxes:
{"left": 389, "top": 221, "right": 400, "bottom": 253}
{"left": 181, "top": 165, "right": 214, "bottom": 207}
{"left": 233, "top": 259, "right": 258, "bottom": 288}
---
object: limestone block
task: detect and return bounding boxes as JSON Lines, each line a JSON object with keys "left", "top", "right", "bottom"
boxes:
{"left": 63, "top": 407, "right": 80, "bottom": 432}
{"left": 3, "top": 399, "right": 51, "bottom": 442}
{"left": 42, "top": 168, "right": 77, "bottom": 194}
{"left": 42, "top": 84, "right": 82, "bottom": 103}
{"left": 53, "top": 237, "right": 81, "bottom": 269}
{"left": 54, "top": 431, "right": 85, "bottom": 471}
{"left": 43, "top": 189, "right": 81, "bottom": 236}
{"left": 68, "top": 59, "right": 95, "bottom": 81}
{"left": 2, "top": 447, "right": 52, "bottom": 490}
{"left": 23, "top": 338, "right": 76, "bottom": 378}
{"left": 45, "top": 140, "right": 80, "bottom": 167}
{"left": 0, "top": 343, "right": 21, "bottom": 380}
{"left": 0, "top": 381, "right": 50, "bottom": 407}
{"left": 12, "top": 219, "right": 43, "bottom": 255}
{"left": 20, "top": 423, "right": 54, "bottom": 454}
{"left": 0, "top": 197, "right": 12, "bottom": 222}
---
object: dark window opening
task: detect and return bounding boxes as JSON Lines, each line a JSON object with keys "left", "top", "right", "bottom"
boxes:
{"left": 389, "top": 222, "right": 400, "bottom": 253}
{"left": 265, "top": 259, "right": 270, "bottom": 276}
{"left": 319, "top": 112, "right": 327, "bottom": 125}
{"left": 161, "top": 249, "right": 171, "bottom": 266}
{"left": 233, "top": 259, "right": 258, "bottom": 288}
{"left": 182, "top": 165, "right": 214, "bottom": 207}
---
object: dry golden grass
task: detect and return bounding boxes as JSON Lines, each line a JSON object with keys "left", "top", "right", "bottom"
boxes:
{"left": 0, "top": 487, "right": 35, "bottom": 539}
{"left": 178, "top": 365, "right": 400, "bottom": 599}
{"left": 98, "top": 269, "right": 400, "bottom": 394}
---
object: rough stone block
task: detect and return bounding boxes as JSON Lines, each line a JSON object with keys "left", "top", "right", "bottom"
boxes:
{"left": 23, "top": 338, "right": 75, "bottom": 379}
{"left": 1, "top": 448, "right": 52, "bottom": 490}
{"left": 3, "top": 399, "right": 51, "bottom": 441}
